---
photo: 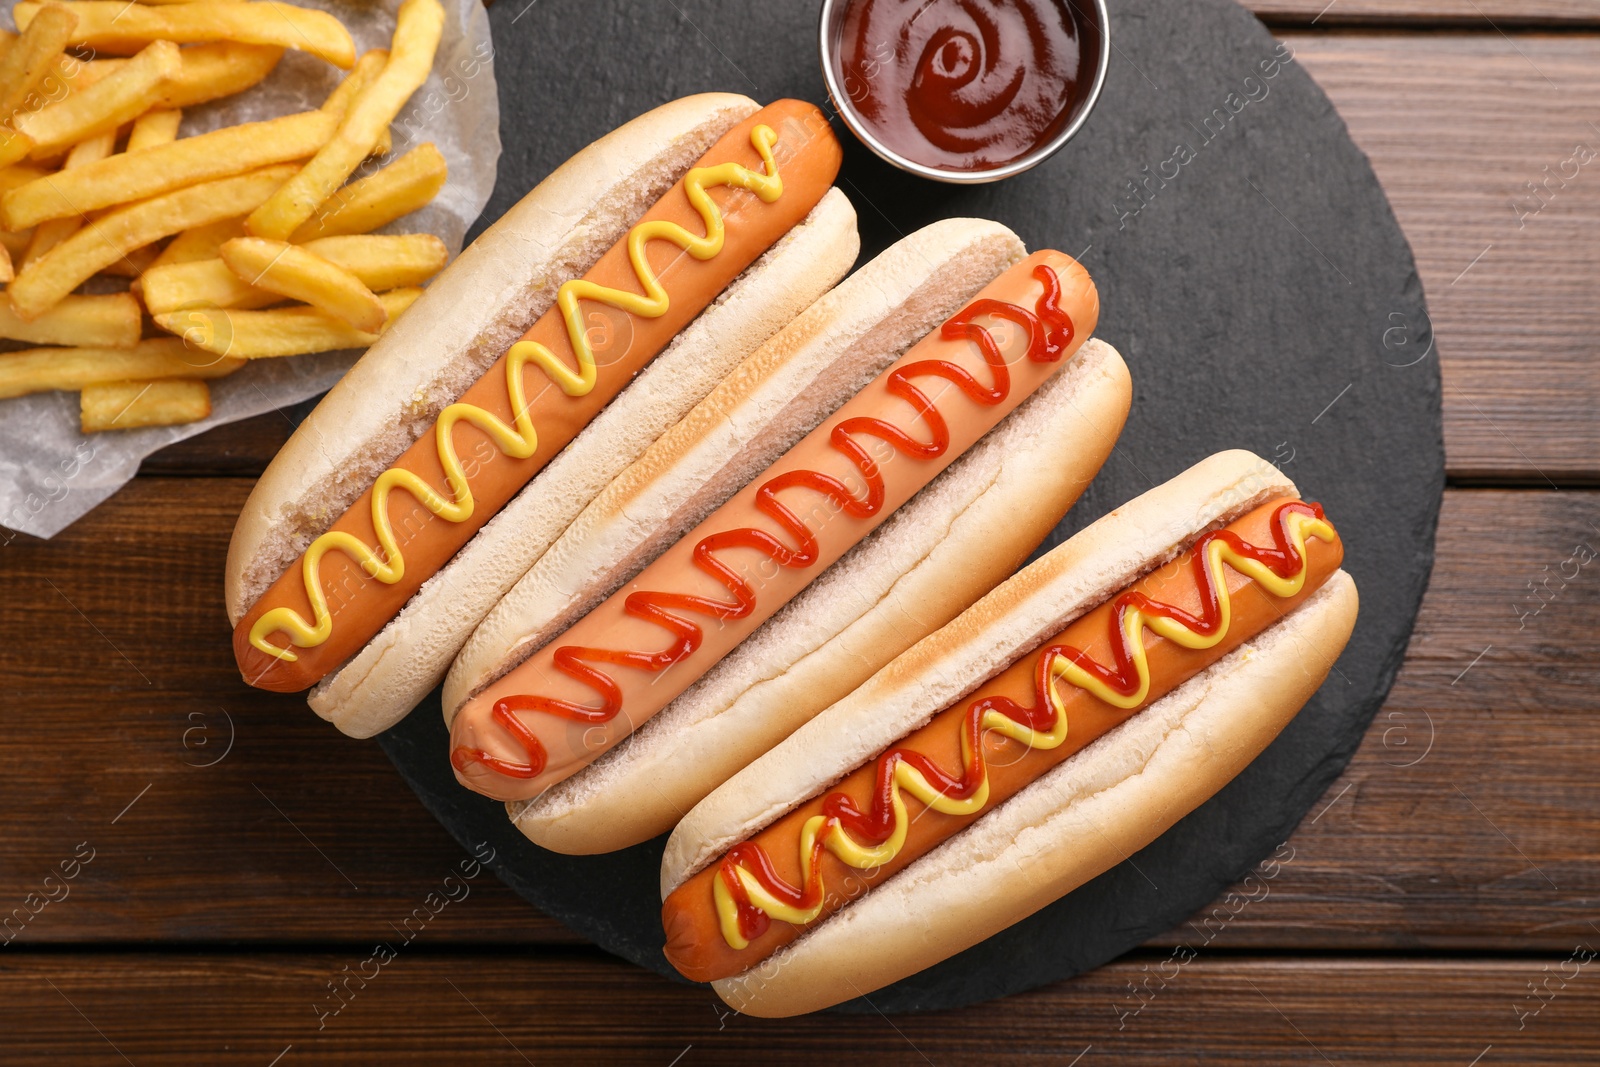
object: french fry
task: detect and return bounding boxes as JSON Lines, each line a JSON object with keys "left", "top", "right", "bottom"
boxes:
{"left": 0, "top": 227, "right": 28, "bottom": 259}
{"left": 301, "top": 233, "right": 447, "bottom": 289}
{"left": 141, "top": 257, "right": 280, "bottom": 313}
{"left": 321, "top": 48, "right": 387, "bottom": 116}
{"left": 8, "top": 162, "right": 299, "bottom": 319}
{"left": 20, "top": 127, "right": 115, "bottom": 268}
{"left": 0, "top": 241, "right": 12, "bottom": 284}
{"left": 145, "top": 216, "right": 245, "bottom": 270}
{"left": 0, "top": 128, "right": 37, "bottom": 169}
{"left": 0, "top": 337, "right": 243, "bottom": 399}
{"left": 288, "top": 141, "right": 446, "bottom": 242}
{"left": 155, "top": 41, "right": 282, "bottom": 109}
{"left": 100, "top": 243, "right": 161, "bottom": 277}
{"left": 142, "top": 233, "right": 447, "bottom": 314}
{"left": 2, "top": 110, "right": 335, "bottom": 229}
{"left": 153, "top": 286, "right": 420, "bottom": 358}
{"left": 126, "top": 107, "right": 181, "bottom": 150}
{"left": 0, "top": 2, "right": 76, "bottom": 121}
{"left": 0, "top": 162, "right": 49, "bottom": 193}
{"left": 0, "top": 292, "right": 141, "bottom": 347}
{"left": 321, "top": 48, "right": 392, "bottom": 156}
{"left": 80, "top": 378, "right": 210, "bottom": 432}
{"left": 220, "top": 236, "right": 386, "bottom": 331}
{"left": 14, "top": 39, "right": 179, "bottom": 158}
{"left": 247, "top": 0, "right": 442, "bottom": 239}
{"left": 14, "top": 3, "right": 357, "bottom": 70}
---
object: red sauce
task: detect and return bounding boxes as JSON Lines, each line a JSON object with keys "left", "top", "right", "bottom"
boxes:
{"left": 834, "top": 0, "right": 1101, "bottom": 172}
{"left": 717, "top": 501, "right": 1326, "bottom": 944}
{"left": 449, "top": 266, "right": 1075, "bottom": 783}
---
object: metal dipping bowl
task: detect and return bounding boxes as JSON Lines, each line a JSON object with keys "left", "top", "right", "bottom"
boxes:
{"left": 817, "top": 0, "right": 1112, "bottom": 184}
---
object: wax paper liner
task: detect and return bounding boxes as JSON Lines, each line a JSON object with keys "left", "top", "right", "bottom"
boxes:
{"left": 0, "top": 0, "right": 500, "bottom": 539}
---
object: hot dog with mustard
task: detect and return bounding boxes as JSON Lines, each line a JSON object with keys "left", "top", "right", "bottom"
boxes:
{"left": 658, "top": 451, "right": 1359, "bottom": 1016}
{"left": 225, "top": 95, "right": 854, "bottom": 734}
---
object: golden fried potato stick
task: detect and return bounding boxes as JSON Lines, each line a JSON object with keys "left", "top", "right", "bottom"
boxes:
{"left": 0, "top": 128, "right": 37, "bottom": 169}
{"left": 126, "top": 107, "right": 181, "bottom": 151}
{"left": 76, "top": 43, "right": 282, "bottom": 108}
{"left": 321, "top": 48, "right": 393, "bottom": 156}
{"left": 0, "top": 337, "right": 243, "bottom": 399}
{"left": 0, "top": 241, "right": 12, "bottom": 284}
{"left": 13, "top": 3, "right": 356, "bottom": 69}
{"left": 8, "top": 162, "right": 299, "bottom": 319}
{"left": 322, "top": 48, "right": 387, "bottom": 116}
{"left": 219, "top": 236, "right": 386, "bottom": 331}
{"left": 20, "top": 127, "right": 115, "bottom": 267}
{"left": 14, "top": 39, "right": 179, "bottom": 158}
{"left": 153, "top": 286, "right": 420, "bottom": 358}
{"left": 99, "top": 243, "right": 161, "bottom": 278}
{"left": 80, "top": 378, "right": 210, "bottom": 432}
{"left": 288, "top": 141, "right": 445, "bottom": 242}
{"left": 0, "top": 162, "right": 48, "bottom": 191}
{"left": 247, "top": 0, "right": 441, "bottom": 239}
{"left": 0, "top": 292, "right": 140, "bottom": 347}
{"left": 157, "top": 42, "right": 282, "bottom": 108}
{"left": 145, "top": 216, "right": 246, "bottom": 271}
{"left": 2, "top": 110, "right": 336, "bottom": 230}
{"left": 142, "top": 233, "right": 447, "bottom": 314}
{"left": 0, "top": 2, "right": 76, "bottom": 121}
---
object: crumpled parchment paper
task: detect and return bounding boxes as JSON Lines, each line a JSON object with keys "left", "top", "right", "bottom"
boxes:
{"left": 0, "top": 0, "right": 500, "bottom": 539}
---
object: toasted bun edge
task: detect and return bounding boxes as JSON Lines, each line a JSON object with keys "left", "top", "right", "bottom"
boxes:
{"left": 714, "top": 569, "right": 1359, "bottom": 1017}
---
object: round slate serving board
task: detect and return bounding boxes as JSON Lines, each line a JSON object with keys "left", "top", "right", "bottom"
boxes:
{"left": 377, "top": 0, "right": 1443, "bottom": 1013}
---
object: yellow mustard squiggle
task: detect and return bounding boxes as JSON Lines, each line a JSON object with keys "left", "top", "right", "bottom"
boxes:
{"left": 713, "top": 509, "right": 1336, "bottom": 947}
{"left": 250, "top": 125, "right": 785, "bottom": 662}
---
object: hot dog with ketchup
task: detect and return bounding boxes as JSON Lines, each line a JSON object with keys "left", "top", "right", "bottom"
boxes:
{"left": 658, "top": 451, "right": 1359, "bottom": 1016}
{"left": 443, "top": 220, "right": 1131, "bottom": 855}
{"left": 225, "top": 96, "right": 854, "bottom": 732}
{"left": 447, "top": 249, "right": 1103, "bottom": 803}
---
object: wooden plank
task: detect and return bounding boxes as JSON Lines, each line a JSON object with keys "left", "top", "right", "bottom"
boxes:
{"left": 138, "top": 410, "right": 295, "bottom": 477}
{"left": 129, "top": 33, "right": 1600, "bottom": 484}
{"left": 0, "top": 952, "right": 1593, "bottom": 1063}
{"left": 1, "top": 480, "right": 1595, "bottom": 953}
{"left": 1152, "top": 489, "right": 1600, "bottom": 950}
{"left": 1256, "top": 1, "right": 1600, "bottom": 26}
{"left": 1286, "top": 31, "right": 1600, "bottom": 483}
{"left": 0, "top": 476, "right": 576, "bottom": 945}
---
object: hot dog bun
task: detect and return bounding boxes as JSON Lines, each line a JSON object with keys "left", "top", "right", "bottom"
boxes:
{"left": 227, "top": 92, "right": 762, "bottom": 625}
{"left": 446, "top": 216, "right": 1032, "bottom": 721}
{"left": 660, "top": 451, "right": 1358, "bottom": 1016}
{"left": 446, "top": 250, "right": 1102, "bottom": 803}
{"left": 508, "top": 338, "right": 1130, "bottom": 854}
{"left": 309, "top": 190, "right": 858, "bottom": 737}
{"left": 224, "top": 93, "right": 857, "bottom": 736}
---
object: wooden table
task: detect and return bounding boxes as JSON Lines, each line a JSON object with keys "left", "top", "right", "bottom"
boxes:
{"left": 3, "top": 3, "right": 1597, "bottom": 1062}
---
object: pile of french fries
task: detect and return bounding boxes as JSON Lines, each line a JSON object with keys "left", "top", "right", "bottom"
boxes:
{"left": 0, "top": 0, "right": 450, "bottom": 432}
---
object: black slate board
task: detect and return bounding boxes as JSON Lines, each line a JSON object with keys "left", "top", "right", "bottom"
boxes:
{"left": 377, "top": 0, "right": 1443, "bottom": 1014}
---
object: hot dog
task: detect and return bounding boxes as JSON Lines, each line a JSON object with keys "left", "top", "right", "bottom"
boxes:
{"left": 657, "top": 451, "right": 1360, "bottom": 1016}
{"left": 225, "top": 95, "right": 854, "bottom": 733}
{"left": 447, "top": 248, "right": 1105, "bottom": 806}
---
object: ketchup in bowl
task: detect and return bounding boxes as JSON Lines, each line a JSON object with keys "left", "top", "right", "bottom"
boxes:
{"left": 832, "top": 0, "right": 1103, "bottom": 174}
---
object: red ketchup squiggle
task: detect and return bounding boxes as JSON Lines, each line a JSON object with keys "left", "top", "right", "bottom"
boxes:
{"left": 717, "top": 501, "right": 1326, "bottom": 942}
{"left": 450, "top": 265, "right": 1075, "bottom": 781}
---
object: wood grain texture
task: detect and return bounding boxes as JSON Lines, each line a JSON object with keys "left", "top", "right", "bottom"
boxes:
{"left": 138, "top": 411, "right": 296, "bottom": 477}
{"left": 127, "top": 34, "right": 1600, "bottom": 485}
{"left": 0, "top": 952, "right": 1592, "bottom": 1064}
{"left": 1152, "top": 490, "right": 1600, "bottom": 951}
{"left": 1255, "top": 1, "right": 1600, "bottom": 27}
{"left": 1286, "top": 31, "right": 1600, "bottom": 483}
{"left": 1, "top": 481, "right": 1593, "bottom": 952}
